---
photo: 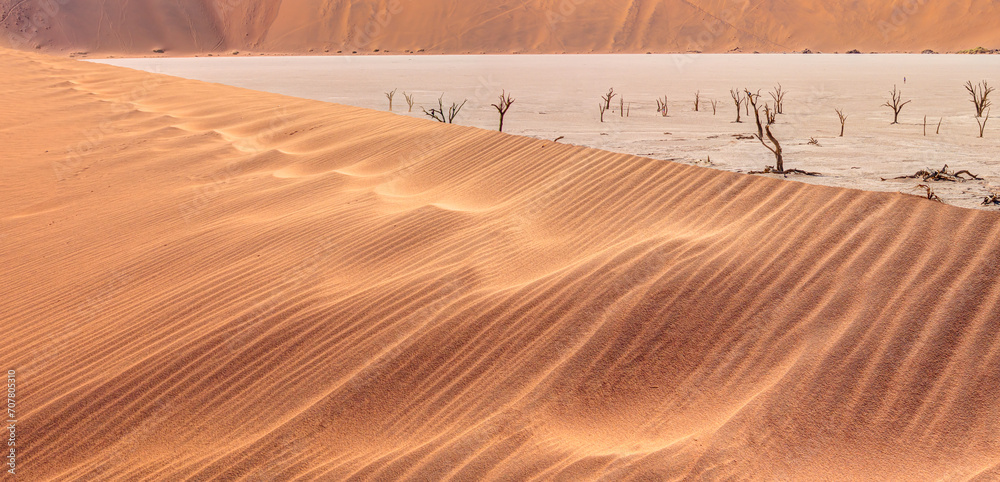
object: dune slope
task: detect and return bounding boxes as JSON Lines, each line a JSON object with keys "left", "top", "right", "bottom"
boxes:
{"left": 2, "top": 49, "right": 1000, "bottom": 480}
{"left": 2, "top": 0, "right": 999, "bottom": 55}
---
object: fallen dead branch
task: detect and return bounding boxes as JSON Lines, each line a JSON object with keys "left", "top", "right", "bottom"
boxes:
{"left": 748, "top": 166, "right": 821, "bottom": 177}
{"left": 882, "top": 164, "right": 983, "bottom": 182}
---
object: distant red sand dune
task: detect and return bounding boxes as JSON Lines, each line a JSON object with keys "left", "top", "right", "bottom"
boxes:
{"left": 2, "top": 0, "right": 999, "bottom": 55}
{"left": 2, "top": 48, "right": 1000, "bottom": 479}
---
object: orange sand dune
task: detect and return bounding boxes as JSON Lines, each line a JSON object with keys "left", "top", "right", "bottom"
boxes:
{"left": 2, "top": 48, "right": 1000, "bottom": 480}
{"left": 2, "top": 0, "right": 999, "bottom": 55}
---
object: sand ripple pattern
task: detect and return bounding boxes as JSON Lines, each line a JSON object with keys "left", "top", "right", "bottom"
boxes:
{"left": 2, "top": 49, "right": 999, "bottom": 481}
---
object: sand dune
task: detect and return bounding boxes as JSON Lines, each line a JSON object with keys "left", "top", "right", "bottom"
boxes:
{"left": 2, "top": 0, "right": 999, "bottom": 56}
{"left": 3, "top": 48, "right": 1000, "bottom": 480}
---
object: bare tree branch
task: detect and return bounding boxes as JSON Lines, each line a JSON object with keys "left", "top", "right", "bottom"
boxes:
{"left": 977, "top": 109, "right": 991, "bottom": 137}
{"left": 385, "top": 88, "right": 397, "bottom": 111}
{"left": 882, "top": 85, "right": 911, "bottom": 124}
{"left": 491, "top": 90, "right": 515, "bottom": 132}
{"left": 769, "top": 83, "right": 787, "bottom": 114}
{"left": 729, "top": 88, "right": 744, "bottom": 123}
{"left": 836, "top": 108, "right": 848, "bottom": 137}
{"left": 422, "top": 95, "right": 467, "bottom": 123}
{"left": 403, "top": 91, "right": 415, "bottom": 112}
{"left": 965, "top": 80, "right": 994, "bottom": 117}
{"left": 656, "top": 96, "right": 669, "bottom": 117}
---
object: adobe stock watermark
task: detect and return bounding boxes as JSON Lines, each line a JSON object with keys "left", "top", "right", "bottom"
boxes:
{"left": 545, "top": 0, "right": 590, "bottom": 28}
{"left": 220, "top": 0, "right": 404, "bottom": 54}
{"left": 3, "top": 0, "right": 70, "bottom": 49}
{"left": 178, "top": 107, "right": 293, "bottom": 223}
{"left": 53, "top": 70, "right": 165, "bottom": 181}
{"left": 91, "top": 397, "right": 171, "bottom": 478}
{"left": 878, "top": 0, "right": 929, "bottom": 41}
{"left": 15, "top": 267, "right": 134, "bottom": 402}
{"left": 214, "top": 0, "right": 241, "bottom": 16}
{"left": 379, "top": 73, "right": 505, "bottom": 183}
{"left": 349, "top": 0, "right": 403, "bottom": 51}
{"left": 244, "top": 435, "right": 311, "bottom": 482}
{"left": 6, "top": 369, "right": 16, "bottom": 476}
{"left": 327, "top": 272, "right": 473, "bottom": 420}
{"left": 225, "top": 236, "right": 337, "bottom": 354}
{"left": 214, "top": 0, "right": 403, "bottom": 59}
{"left": 674, "top": 1, "right": 749, "bottom": 72}
{"left": 467, "top": 74, "right": 504, "bottom": 110}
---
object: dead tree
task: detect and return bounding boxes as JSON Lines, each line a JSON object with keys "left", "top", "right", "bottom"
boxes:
{"left": 422, "top": 96, "right": 467, "bottom": 123}
{"left": 977, "top": 109, "right": 991, "bottom": 137}
{"left": 745, "top": 89, "right": 764, "bottom": 139}
{"left": 403, "top": 91, "right": 415, "bottom": 112}
{"left": 599, "top": 103, "right": 607, "bottom": 122}
{"left": 936, "top": 117, "right": 943, "bottom": 134}
{"left": 964, "top": 80, "right": 994, "bottom": 117}
{"left": 769, "top": 83, "right": 787, "bottom": 114}
{"left": 491, "top": 90, "right": 515, "bottom": 132}
{"left": 656, "top": 96, "right": 669, "bottom": 116}
{"left": 836, "top": 108, "right": 848, "bottom": 137}
{"left": 764, "top": 103, "right": 777, "bottom": 125}
{"left": 748, "top": 103, "right": 818, "bottom": 176}
{"left": 710, "top": 99, "right": 718, "bottom": 115}
{"left": 750, "top": 93, "right": 779, "bottom": 170}
{"left": 620, "top": 97, "right": 625, "bottom": 117}
{"left": 602, "top": 88, "right": 617, "bottom": 110}
{"left": 757, "top": 125, "right": 783, "bottom": 171}
{"left": 915, "top": 184, "right": 943, "bottom": 202}
{"left": 446, "top": 100, "right": 467, "bottom": 123}
{"left": 694, "top": 91, "right": 700, "bottom": 111}
{"left": 883, "top": 85, "right": 911, "bottom": 124}
{"left": 385, "top": 88, "right": 397, "bottom": 111}
{"left": 730, "top": 89, "right": 745, "bottom": 123}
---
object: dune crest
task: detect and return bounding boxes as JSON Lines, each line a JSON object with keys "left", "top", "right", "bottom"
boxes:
{"left": 2, "top": 0, "right": 999, "bottom": 55}
{"left": 2, "top": 49, "right": 999, "bottom": 480}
